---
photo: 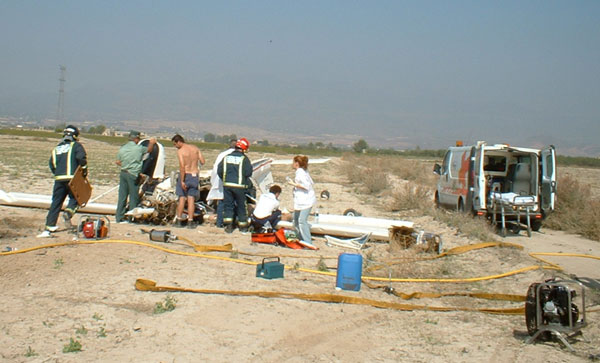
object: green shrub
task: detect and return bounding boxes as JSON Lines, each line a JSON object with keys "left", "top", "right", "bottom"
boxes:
{"left": 62, "top": 338, "right": 82, "bottom": 353}
{"left": 154, "top": 295, "right": 177, "bottom": 314}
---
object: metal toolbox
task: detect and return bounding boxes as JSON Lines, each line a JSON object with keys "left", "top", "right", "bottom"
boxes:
{"left": 256, "top": 257, "right": 284, "bottom": 279}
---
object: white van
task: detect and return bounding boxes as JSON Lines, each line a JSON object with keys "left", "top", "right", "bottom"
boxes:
{"left": 433, "top": 141, "right": 556, "bottom": 232}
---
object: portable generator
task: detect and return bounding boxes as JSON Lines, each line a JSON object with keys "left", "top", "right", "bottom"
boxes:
{"left": 525, "top": 278, "right": 587, "bottom": 351}
{"left": 77, "top": 215, "right": 110, "bottom": 240}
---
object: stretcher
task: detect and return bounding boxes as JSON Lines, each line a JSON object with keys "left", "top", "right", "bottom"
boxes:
{"left": 490, "top": 192, "right": 536, "bottom": 237}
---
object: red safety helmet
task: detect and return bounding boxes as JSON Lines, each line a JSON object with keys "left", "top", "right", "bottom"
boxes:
{"left": 236, "top": 137, "right": 250, "bottom": 151}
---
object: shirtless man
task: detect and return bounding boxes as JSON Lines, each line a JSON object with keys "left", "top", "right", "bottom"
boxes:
{"left": 171, "top": 134, "right": 206, "bottom": 228}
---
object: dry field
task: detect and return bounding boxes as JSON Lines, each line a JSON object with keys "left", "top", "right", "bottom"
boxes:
{"left": 1, "top": 134, "right": 599, "bottom": 362}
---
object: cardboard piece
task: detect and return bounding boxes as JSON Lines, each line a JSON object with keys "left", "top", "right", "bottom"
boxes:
{"left": 68, "top": 166, "right": 92, "bottom": 207}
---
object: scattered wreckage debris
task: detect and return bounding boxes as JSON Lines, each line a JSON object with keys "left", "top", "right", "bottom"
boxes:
{"left": 278, "top": 214, "right": 414, "bottom": 241}
{"left": 324, "top": 233, "right": 370, "bottom": 250}
{"left": 126, "top": 157, "right": 273, "bottom": 225}
{"left": 388, "top": 226, "right": 442, "bottom": 254}
{"left": 140, "top": 228, "right": 177, "bottom": 243}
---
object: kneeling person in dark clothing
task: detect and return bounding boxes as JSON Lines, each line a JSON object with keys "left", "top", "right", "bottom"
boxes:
{"left": 251, "top": 185, "right": 282, "bottom": 232}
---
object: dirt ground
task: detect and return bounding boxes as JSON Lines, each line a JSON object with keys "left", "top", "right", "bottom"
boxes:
{"left": 1, "top": 135, "right": 599, "bottom": 362}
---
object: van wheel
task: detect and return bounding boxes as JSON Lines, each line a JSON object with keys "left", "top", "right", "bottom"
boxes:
{"left": 531, "top": 220, "right": 542, "bottom": 232}
{"left": 457, "top": 198, "right": 465, "bottom": 213}
{"left": 434, "top": 193, "right": 440, "bottom": 209}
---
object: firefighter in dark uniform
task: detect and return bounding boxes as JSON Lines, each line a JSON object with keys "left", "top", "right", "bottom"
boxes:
{"left": 37, "top": 125, "right": 88, "bottom": 238}
{"left": 217, "top": 137, "right": 252, "bottom": 233}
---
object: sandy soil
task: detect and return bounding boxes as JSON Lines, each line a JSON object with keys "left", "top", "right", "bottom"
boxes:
{"left": 0, "top": 135, "right": 599, "bottom": 362}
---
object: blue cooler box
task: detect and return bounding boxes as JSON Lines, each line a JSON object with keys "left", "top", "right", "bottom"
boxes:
{"left": 336, "top": 253, "right": 363, "bottom": 291}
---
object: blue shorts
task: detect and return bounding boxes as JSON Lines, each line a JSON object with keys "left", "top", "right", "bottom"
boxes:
{"left": 176, "top": 174, "right": 199, "bottom": 198}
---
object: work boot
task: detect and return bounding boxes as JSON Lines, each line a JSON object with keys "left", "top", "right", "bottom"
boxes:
{"left": 224, "top": 224, "right": 234, "bottom": 234}
{"left": 174, "top": 219, "right": 184, "bottom": 228}
{"left": 239, "top": 228, "right": 249, "bottom": 235}
{"left": 187, "top": 220, "right": 197, "bottom": 229}
{"left": 62, "top": 211, "right": 73, "bottom": 226}
{"left": 37, "top": 230, "right": 52, "bottom": 238}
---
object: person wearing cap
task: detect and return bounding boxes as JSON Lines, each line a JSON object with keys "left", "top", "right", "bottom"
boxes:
{"left": 217, "top": 137, "right": 253, "bottom": 233}
{"left": 171, "top": 134, "right": 206, "bottom": 228}
{"left": 115, "top": 130, "right": 156, "bottom": 223}
{"left": 38, "top": 125, "right": 88, "bottom": 238}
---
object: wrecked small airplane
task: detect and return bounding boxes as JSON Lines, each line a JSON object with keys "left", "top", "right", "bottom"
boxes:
{"left": 0, "top": 141, "right": 434, "bottom": 247}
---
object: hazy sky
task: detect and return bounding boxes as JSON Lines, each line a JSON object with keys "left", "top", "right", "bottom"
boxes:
{"left": 1, "top": 1, "right": 599, "bottom": 153}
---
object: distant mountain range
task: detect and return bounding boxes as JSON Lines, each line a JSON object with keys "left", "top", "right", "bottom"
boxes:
{"left": 1, "top": 79, "right": 598, "bottom": 156}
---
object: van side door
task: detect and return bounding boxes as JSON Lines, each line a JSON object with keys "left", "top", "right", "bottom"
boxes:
{"left": 540, "top": 145, "right": 556, "bottom": 213}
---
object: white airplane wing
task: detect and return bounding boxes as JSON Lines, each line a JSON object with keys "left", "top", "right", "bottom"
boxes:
{"left": 270, "top": 158, "right": 330, "bottom": 165}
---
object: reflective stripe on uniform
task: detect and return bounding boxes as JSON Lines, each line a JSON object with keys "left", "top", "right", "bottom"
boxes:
{"left": 53, "top": 142, "right": 76, "bottom": 180}
{"left": 223, "top": 155, "right": 246, "bottom": 188}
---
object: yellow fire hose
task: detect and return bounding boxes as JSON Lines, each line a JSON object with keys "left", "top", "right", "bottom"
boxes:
{"left": 0, "top": 238, "right": 559, "bottom": 282}
{"left": 135, "top": 278, "right": 525, "bottom": 315}
{"left": 2, "top": 238, "right": 599, "bottom": 314}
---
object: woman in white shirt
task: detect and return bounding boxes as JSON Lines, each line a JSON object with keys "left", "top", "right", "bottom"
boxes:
{"left": 287, "top": 155, "right": 316, "bottom": 248}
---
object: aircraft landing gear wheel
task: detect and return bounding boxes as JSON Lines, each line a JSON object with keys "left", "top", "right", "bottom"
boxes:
{"left": 343, "top": 208, "right": 360, "bottom": 217}
{"left": 510, "top": 223, "right": 520, "bottom": 235}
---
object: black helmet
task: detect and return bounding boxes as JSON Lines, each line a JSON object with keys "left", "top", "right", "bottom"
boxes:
{"left": 63, "top": 125, "right": 80, "bottom": 139}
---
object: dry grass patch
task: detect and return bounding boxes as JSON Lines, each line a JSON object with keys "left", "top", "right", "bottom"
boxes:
{"left": 430, "top": 209, "right": 497, "bottom": 242}
{"left": 545, "top": 175, "right": 600, "bottom": 241}
{"left": 389, "top": 182, "right": 432, "bottom": 212}
{"left": 339, "top": 154, "right": 389, "bottom": 194}
{"left": 340, "top": 154, "right": 500, "bottom": 241}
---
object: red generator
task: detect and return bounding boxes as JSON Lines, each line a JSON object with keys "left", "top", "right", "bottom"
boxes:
{"left": 77, "top": 215, "right": 110, "bottom": 239}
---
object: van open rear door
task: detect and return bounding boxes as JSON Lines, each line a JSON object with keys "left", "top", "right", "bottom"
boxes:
{"left": 540, "top": 145, "right": 556, "bottom": 212}
{"left": 472, "top": 144, "right": 486, "bottom": 211}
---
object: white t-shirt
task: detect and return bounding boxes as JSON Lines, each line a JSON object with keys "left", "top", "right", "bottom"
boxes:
{"left": 206, "top": 148, "right": 234, "bottom": 201}
{"left": 293, "top": 168, "right": 316, "bottom": 210}
{"left": 253, "top": 192, "right": 280, "bottom": 219}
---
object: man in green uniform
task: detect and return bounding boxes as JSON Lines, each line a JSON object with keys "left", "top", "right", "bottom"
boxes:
{"left": 115, "top": 131, "right": 156, "bottom": 223}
